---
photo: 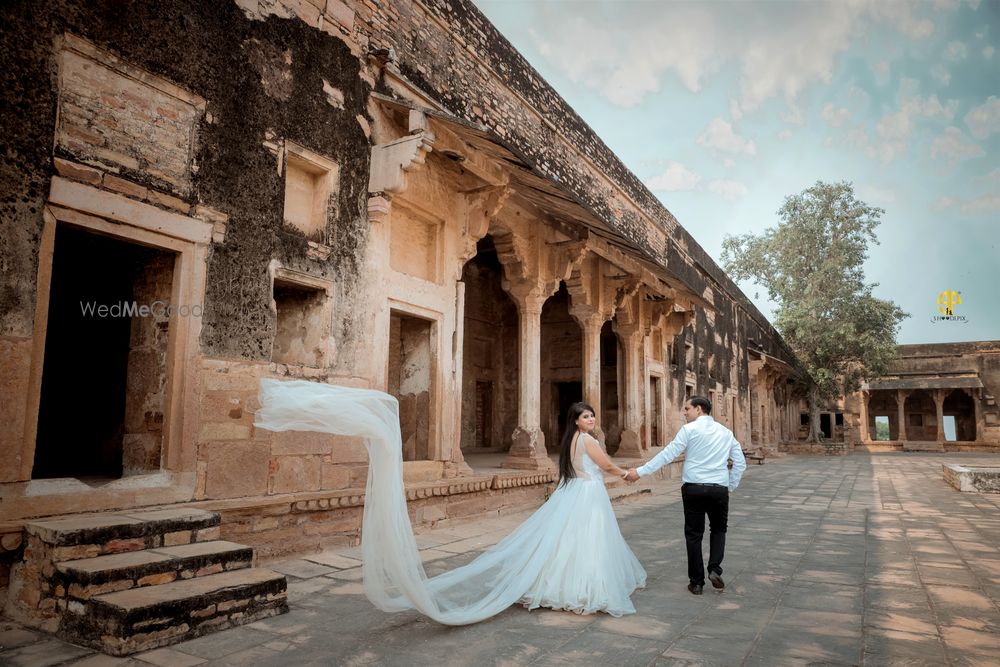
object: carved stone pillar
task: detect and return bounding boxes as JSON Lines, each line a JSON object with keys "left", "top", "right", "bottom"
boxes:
{"left": 971, "top": 388, "right": 982, "bottom": 442}
{"left": 502, "top": 290, "right": 554, "bottom": 470}
{"left": 933, "top": 389, "right": 946, "bottom": 443}
{"left": 858, "top": 390, "right": 871, "bottom": 444}
{"left": 615, "top": 324, "right": 644, "bottom": 458}
{"left": 896, "top": 390, "right": 909, "bottom": 442}
{"left": 574, "top": 311, "right": 605, "bottom": 443}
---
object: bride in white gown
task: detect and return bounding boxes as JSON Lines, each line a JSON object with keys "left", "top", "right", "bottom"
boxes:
{"left": 255, "top": 379, "right": 646, "bottom": 625}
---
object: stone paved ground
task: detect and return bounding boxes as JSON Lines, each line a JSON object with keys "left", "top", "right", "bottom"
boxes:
{"left": 3, "top": 453, "right": 1000, "bottom": 666}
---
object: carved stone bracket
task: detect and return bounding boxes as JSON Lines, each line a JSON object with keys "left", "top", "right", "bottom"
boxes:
{"left": 367, "top": 195, "right": 391, "bottom": 224}
{"left": 367, "top": 131, "right": 435, "bottom": 197}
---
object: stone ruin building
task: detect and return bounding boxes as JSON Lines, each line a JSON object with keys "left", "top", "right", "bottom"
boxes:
{"left": 3, "top": 0, "right": 991, "bottom": 655}
{"left": 849, "top": 341, "right": 1000, "bottom": 452}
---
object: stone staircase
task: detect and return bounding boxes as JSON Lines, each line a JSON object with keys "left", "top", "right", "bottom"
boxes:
{"left": 6, "top": 508, "right": 287, "bottom": 656}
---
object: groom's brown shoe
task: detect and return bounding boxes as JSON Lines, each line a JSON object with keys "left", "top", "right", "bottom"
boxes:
{"left": 708, "top": 572, "right": 725, "bottom": 589}
{"left": 687, "top": 583, "right": 703, "bottom": 595}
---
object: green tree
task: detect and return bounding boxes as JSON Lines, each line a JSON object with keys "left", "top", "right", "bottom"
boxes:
{"left": 721, "top": 181, "right": 908, "bottom": 442}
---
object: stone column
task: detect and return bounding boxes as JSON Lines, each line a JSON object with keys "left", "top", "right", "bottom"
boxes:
{"left": 858, "top": 391, "right": 871, "bottom": 443}
{"left": 502, "top": 291, "right": 554, "bottom": 470}
{"left": 577, "top": 312, "right": 605, "bottom": 443}
{"left": 933, "top": 389, "right": 946, "bottom": 443}
{"left": 971, "top": 388, "right": 982, "bottom": 442}
{"left": 615, "top": 325, "right": 644, "bottom": 458}
{"left": 896, "top": 390, "right": 908, "bottom": 442}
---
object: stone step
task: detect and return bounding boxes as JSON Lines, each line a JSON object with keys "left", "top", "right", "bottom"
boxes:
{"left": 54, "top": 541, "right": 254, "bottom": 600}
{"left": 903, "top": 442, "right": 946, "bottom": 452}
{"left": 58, "top": 568, "right": 288, "bottom": 656}
{"left": 25, "top": 508, "right": 220, "bottom": 560}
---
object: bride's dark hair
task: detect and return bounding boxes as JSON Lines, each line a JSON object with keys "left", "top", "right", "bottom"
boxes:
{"left": 558, "top": 402, "right": 596, "bottom": 488}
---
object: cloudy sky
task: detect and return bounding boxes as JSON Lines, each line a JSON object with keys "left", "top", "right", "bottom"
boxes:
{"left": 476, "top": 0, "right": 999, "bottom": 345}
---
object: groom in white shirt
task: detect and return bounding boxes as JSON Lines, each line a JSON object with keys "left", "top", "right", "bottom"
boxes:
{"left": 624, "top": 396, "right": 747, "bottom": 595}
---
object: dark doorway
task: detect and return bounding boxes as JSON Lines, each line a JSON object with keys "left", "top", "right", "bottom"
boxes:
{"left": 34, "top": 225, "right": 175, "bottom": 480}
{"left": 600, "top": 321, "right": 620, "bottom": 451}
{"left": 459, "top": 236, "right": 518, "bottom": 452}
{"left": 649, "top": 377, "right": 662, "bottom": 447}
{"left": 388, "top": 311, "right": 433, "bottom": 461}
{"left": 820, "top": 413, "right": 832, "bottom": 439}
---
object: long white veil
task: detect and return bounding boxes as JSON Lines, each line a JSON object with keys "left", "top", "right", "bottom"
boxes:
{"left": 254, "top": 378, "right": 562, "bottom": 625}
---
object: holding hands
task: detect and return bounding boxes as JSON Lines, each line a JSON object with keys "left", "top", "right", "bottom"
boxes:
{"left": 622, "top": 468, "right": 640, "bottom": 483}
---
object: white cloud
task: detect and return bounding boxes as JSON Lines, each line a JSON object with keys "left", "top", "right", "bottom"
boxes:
{"left": 645, "top": 163, "right": 748, "bottom": 201}
{"left": 984, "top": 46, "right": 995, "bottom": 60}
{"left": 983, "top": 168, "right": 1000, "bottom": 185}
{"left": 697, "top": 118, "right": 757, "bottom": 155}
{"left": 960, "top": 195, "right": 1000, "bottom": 214}
{"left": 821, "top": 103, "right": 851, "bottom": 127}
{"left": 870, "top": 2, "right": 934, "bottom": 39}
{"left": 729, "top": 99, "right": 743, "bottom": 121}
{"left": 778, "top": 129, "right": 794, "bottom": 141}
{"left": 931, "top": 193, "right": 1000, "bottom": 215}
{"left": 944, "top": 41, "right": 968, "bottom": 61}
{"left": 522, "top": 2, "right": 939, "bottom": 111}
{"left": 931, "top": 196, "right": 958, "bottom": 211}
{"left": 846, "top": 79, "right": 960, "bottom": 164}
{"left": 932, "top": 0, "right": 960, "bottom": 10}
{"left": 930, "top": 126, "right": 985, "bottom": 163}
{"left": 646, "top": 162, "right": 703, "bottom": 192}
{"left": 723, "top": 158, "right": 736, "bottom": 168}
{"left": 964, "top": 96, "right": 1000, "bottom": 138}
{"left": 857, "top": 184, "right": 897, "bottom": 204}
{"left": 931, "top": 63, "right": 951, "bottom": 85}
{"left": 706, "top": 179, "right": 750, "bottom": 201}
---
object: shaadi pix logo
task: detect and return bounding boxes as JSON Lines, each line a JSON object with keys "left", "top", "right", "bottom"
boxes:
{"left": 932, "top": 290, "right": 968, "bottom": 323}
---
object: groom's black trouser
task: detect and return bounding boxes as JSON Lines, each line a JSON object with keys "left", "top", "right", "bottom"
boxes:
{"left": 681, "top": 483, "right": 729, "bottom": 586}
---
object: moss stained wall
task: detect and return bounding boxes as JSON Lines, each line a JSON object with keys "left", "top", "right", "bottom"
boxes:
{"left": 0, "top": 0, "right": 371, "bottom": 361}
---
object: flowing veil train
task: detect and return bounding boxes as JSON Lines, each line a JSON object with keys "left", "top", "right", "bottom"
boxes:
{"left": 254, "top": 378, "right": 644, "bottom": 625}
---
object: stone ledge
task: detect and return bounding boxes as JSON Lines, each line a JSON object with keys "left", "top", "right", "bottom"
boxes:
{"left": 943, "top": 463, "right": 1000, "bottom": 493}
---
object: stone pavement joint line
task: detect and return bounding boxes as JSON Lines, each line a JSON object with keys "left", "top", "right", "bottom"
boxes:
{"left": 2, "top": 452, "right": 999, "bottom": 666}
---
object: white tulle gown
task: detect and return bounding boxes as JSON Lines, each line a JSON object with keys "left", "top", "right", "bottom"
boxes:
{"left": 254, "top": 379, "right": 646, "bottom": 625}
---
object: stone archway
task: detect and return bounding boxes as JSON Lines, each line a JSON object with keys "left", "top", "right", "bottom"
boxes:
{"left": 540, "top": 283, "right": 583, "bottom": 451}
{"left": 904, "top": 390, "right": 936, "bottom": 441}
{"left": 459, "top": 235, "right": 519, "bottom": 452}
{"left": 943, "top": 389, "right": 977, "bottom": 442}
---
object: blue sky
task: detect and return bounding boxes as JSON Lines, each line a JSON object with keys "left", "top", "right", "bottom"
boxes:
{"left": 476, "top": 0, "right": 999, "bottom": 345}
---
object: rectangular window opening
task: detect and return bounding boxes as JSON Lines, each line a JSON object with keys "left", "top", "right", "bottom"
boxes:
{"left": 874, "top": 415, "right": 891, "bottom": 441}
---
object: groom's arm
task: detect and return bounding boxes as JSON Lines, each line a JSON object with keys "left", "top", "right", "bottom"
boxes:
{"left": 635, "top": 429, "right": 689, "bottom": 478}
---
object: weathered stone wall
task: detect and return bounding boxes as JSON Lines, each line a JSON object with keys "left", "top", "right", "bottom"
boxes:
{"left": 0, "top": 0, "right": 372, "bottom": 360}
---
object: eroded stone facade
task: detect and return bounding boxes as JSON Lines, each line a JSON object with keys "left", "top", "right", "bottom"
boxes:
{"left": 0, "top": 0, "right": 801, "bottom": 611}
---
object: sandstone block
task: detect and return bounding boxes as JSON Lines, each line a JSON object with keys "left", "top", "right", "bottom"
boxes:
{"left": 52, "top": 545, "right": 101, "bottom": 561}
{"left": 199, "top": 422, "right": 252, "bottom": 441}
{"left": 105, "top": 538, "right": 146, "bottom": 554}
{"left": 191, "top": 604, "right": 217, "bottom": 618}
{"left": 195, "top": 526, "right": 221, "bottom": 542}
{"left": 270, "top": 456, "right": 321, "bottom": 494}
{"left": 326, "top": 435, "right": 368, "bottom": 463}
{"left": 273, "top": 430, "right": 333, "bottom": 455}
{"left": 137, "top": 572, "right": 176, "bottom": 587}
{"left": 53, "top": 157, "right": 103, "bottom": 185}
{"left": 147, "top": 189, "right": 190, "bottom": 213}
{"left": 202, "top": 442, "right": 270, "bottom": 499}
{"left": 163, "top": 530, "right": 192, "bottom": 546}
{"left": 103, "top": 174, "right": 148, "bottom": 199}
{"left": 321, "top": 463, "right": 351, "bottom": 490}
{"left": 326, "top": 0, "right": 355, "bottom": 30}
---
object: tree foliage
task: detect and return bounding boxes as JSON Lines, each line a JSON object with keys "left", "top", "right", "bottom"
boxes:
{"left": 721, "top": 181, "right": 908, "bottom": 441}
